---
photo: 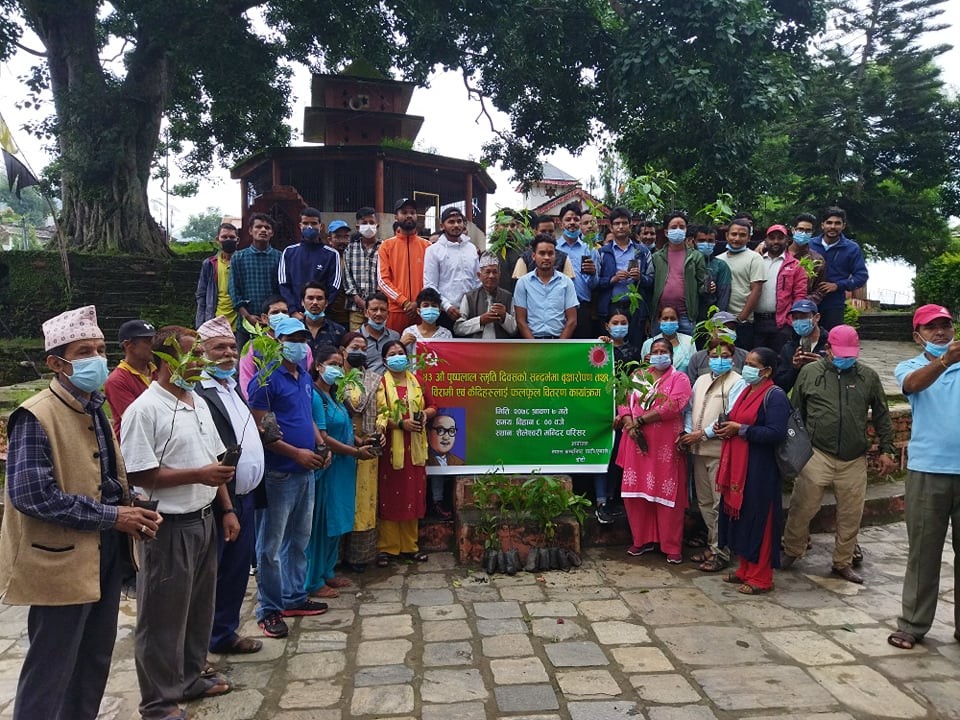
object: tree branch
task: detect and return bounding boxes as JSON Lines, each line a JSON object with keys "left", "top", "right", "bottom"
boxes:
{"left": 14, "top": 39, "right": 47, "bottom": 57}
{"left": 461, "top": 70, "right": 496, "bottom": 134}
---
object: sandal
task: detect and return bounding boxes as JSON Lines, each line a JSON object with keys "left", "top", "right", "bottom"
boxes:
{"left": 721, "top": 572, "right": 744, "bottom": 584}
{"left": 689, "top": 550, "right": 712, "bottom": 564}
{"left": 376, "top": 553, "right": 391, "bottom": 568}
{"left": 699, "top": 556, "right": 729, "bottom": 573}
{"left": 311, "top": 585, "right": 339, "bottom": 599}
{"left": 197, "top": 676, "right": 232, "bottom": 698}
{"left": 737, "top": 583, "right": 773, "bottom": 595}
{"left": 326, "top": 576, "right": 352, "bottom": 589}
{"left": 887, "top": 630, "right": 920, "bottom": 650}
{"left": 212, "top": 636, "right": 262, "bottom": 654}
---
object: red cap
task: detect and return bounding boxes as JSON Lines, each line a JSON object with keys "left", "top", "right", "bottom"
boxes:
{"left": 765, "top": 224, "right": 789, "bottom": 237}
{"left": 827, "top": 325, "right": 860, "bottom": 358}
{"left": 912, "top": 304, "right": 953, "bottom": 329}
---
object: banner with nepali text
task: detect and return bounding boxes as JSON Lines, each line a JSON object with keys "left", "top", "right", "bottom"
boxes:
{"left": 417, "top": 339, "right": 615, "bottom": 474}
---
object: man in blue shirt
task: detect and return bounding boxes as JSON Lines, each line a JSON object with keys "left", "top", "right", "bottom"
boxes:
{"left": 597, "top": 207, "right": 654, "bottom": 347}
{"left": 248, "top": 316, "right": 330, "bottom": 639}
{"left": 514, "top": 234, "right": 579, "bottom": 339}
{"left": 230, "top": 213, "right": 281, "bottom": 350}
{"left": 556, "top": 202, "right": 600, "bottom": 338}
{"left": 889, "top": 304, "right": 960, "bottom": 650}
{"left": 277, "top": 207, "right": 343, "bottom": 316}
{"left": 810, "top": 206, "right": 868, "bottom": 330}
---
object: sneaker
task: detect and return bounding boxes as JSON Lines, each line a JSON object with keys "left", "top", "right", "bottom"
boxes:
{"left": 626, "top": 542, "right": 657, "bottom": 557}
{"left": 281, "top": 600, "right": 328, "bottom": 617}
{"left": 430, "top": 500, "right": 453, "bottom": 520}
{"left": 666, "top": 554, "right": 683, "bottom": 564}
{"left": 595, "top": 502, "right": 614, "bottom": 525}
{"left": 258, "top": 613, "right": 289, "bottom": 638}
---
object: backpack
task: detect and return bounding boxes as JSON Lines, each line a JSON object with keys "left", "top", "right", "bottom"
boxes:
{"left": 762, "top": 387, "right": 813, "bottom": 478}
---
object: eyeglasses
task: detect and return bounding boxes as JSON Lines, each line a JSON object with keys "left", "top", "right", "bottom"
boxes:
{"left": 432, "top": 426, "right": 457, "bottom": 437}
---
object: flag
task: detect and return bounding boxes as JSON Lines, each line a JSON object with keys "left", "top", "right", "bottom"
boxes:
{"left": 0, "top": 113, "right": 39, "bottom": 199}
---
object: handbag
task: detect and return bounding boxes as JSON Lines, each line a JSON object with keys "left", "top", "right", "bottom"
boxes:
{"left": 762, "top": 387, "right": 813, "bottom": 478}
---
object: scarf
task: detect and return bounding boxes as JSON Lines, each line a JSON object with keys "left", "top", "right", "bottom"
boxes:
{"left": 381, "top": 370, "right": 428, "bottom": 470}
{"left": 716, "top": 378, "right": 772, "bottom": 518}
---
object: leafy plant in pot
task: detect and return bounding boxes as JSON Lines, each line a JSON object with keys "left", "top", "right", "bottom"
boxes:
{"left": 240, "top": 318, "right": 286, "bottom": 449}
{"left": 337, "top": 367, "right": 382, "bottom": 456}
{"left": 521, "top": 471, "right": 591, "bottom": 572}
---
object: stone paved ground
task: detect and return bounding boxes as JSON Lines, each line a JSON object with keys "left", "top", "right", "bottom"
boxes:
{"left": 0, "top": 521, "right": 957, "bottom": 719}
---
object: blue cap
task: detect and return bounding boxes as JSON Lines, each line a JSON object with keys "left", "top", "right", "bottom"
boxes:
{"left": 272, "top": 316, "right": 308, "bottom": 337}
{"left": 790, "top": 299, "right": 818, "bottom": 314}
{"left": 328, "top": 220, "right": 349, "bottom": 233}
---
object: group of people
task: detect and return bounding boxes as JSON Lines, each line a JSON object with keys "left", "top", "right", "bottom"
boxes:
{"left": 1, "top": 199, "right": 957, "bottom": 720}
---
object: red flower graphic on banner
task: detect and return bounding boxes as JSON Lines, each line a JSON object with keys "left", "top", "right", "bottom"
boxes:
{"left": 588, "top": 344, "right": 609, "bottom": 369}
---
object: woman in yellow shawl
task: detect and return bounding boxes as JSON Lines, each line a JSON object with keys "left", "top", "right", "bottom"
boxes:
{"left": 375, "top": 339, "right": 436, "bottom": 566}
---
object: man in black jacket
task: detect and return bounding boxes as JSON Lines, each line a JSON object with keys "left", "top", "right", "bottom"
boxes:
{"left": 196, "top": 316, "right": 265, "bottom": 654}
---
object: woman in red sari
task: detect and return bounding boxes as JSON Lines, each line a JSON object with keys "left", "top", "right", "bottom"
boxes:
{"left": 714, "top": 347, "right": 790, "bottom": 594}
{"left": 616, "top": 338, "right": 693, "bottom": 563}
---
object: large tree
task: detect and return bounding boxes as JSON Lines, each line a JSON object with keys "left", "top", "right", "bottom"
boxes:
{"left": 0, "top": 0, "right": 825, "bottom": 255}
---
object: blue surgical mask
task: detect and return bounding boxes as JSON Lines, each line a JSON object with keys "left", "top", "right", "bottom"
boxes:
{"left": 722, "top": 329, "right": 737, "bottom": 343}
{"left": 386, "top": 354, "right": 409, "bottom": 372}
{"left": 609, "top": 324, "right": 629, "bottom": 339}
{"left": 62, "top": 355, "right": 109, "bottom": 393}
{"left": 320, "top": 365, "right": 344, "bottom": 385}
{"left": 304, "top": 310, "right": 325, "bottom": 322}
{"left": 709, "top": 357, "right": 732, "bottom": 375}
{"left": 659, "top": 321, "right": 679, "bottom": 336}
{"left": 173, "top": 376, "right": 196, "bottom": 392}
{"left": 268, "top": 313, "right": 290, "bottom": 331}
{"left": 282, "top": 341, "right": 308, "bottom": 363}
{"left": 562, "top": 229, "right": 579, "bottom": 240}
{"left": 419, "top": 307, "right": 441, "bottom": 324}
{"left": 792, "top": 319, "right": 815, "bottom": 337}
{"left": 792, "top": 231, "right": 811, "bottom": 245}
{"left": 301, "top": 226, "right": 319, "bottom": 242}
{"left": 832, "top": 356, "right": 856, "bottom": 371}
{"left": 649, "top": 354, "right": 672, "bottom": 370}
{"left": 726, "top": 244, "right": 747, "bottom": 254}
{"left": 741, "top": 365, "right": 763, "bottom": 384}
{"left": 368, "top": 319, "right": 386, "bottom": 331}
{"left": 209, "top": 365, "right": 235, "bottom": 380}
{"left": 697, "top": 242, "right": 714, "bottom": 256}
{"left": 925, "top": 341, "right": 950, "bottom": 358}
{"left": 667, "top": 228, "right": 686, "bottom": 244}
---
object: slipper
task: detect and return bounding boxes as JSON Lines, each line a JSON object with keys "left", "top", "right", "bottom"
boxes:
{"left": 376, "top": 553, "right": 392, "bottom": 568}
{"left": 311, "top": 585, "right": 339, "bottom": 599}
{"left": 212, "top": 636, "right": 262, "bottom": 654}
{"left": 737, "top": 583, "right": 773, "bottom": 595}
{"left": 721, "top": 572, "right": 745, "bottom": 584}
{"left": 887, "top": 630, "right": 920, "bottom": 650}
{"left": 201, "top": 664, "right": 218, "bottom": 678}
{"left": 326, "top": 576, "right": 353, "bottom": 588}
{"left": 200, "top": 676, "right": 232, "bottom": 698}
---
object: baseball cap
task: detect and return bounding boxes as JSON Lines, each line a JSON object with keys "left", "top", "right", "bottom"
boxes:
{"left": 440, "top": 207, "right": 464, "bottom": 222}
{"left": 912, "top": 304, "right": 953, "bottom": 329}
{"left": 710, "top": 310, "right": 737, "bottom": 326}
{"left": 394, "top": 197, "right": 418, "bottom": 212}
{"left": 765, "top": 224, "right": 789, "bottom": 237}
{"left": 790, "top": 299, "right": 818, "bottom": 315}
{"left": 827, "top": 325, "right": 859, "bottom": 358}
{"left": 327, "top": 220, "right": 349, "bottom": 233}
{"left": 272, "top": 316, "right": 308, "bottom": 338}
{"left": 118, "top": 319, "right": 157, "bottom": 344}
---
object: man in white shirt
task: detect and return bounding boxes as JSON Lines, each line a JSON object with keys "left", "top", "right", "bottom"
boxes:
{"left": 195, "top": 316, "right": 266, "bottom": 655}
{"left": 716, "top": 219, "right": 765, "bottom": 350}
{"left": 423, "top": 206, "right": 480, "bottom": 332}
{"left": 121, "top": 326, "right": 235, "bottom": 720}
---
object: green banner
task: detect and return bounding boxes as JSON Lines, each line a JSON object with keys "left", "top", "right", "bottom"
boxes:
{"left": 418, "top": 339, "right": 614, "bottom": 474}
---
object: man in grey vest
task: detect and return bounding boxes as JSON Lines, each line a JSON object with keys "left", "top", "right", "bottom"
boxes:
{"left": 454, "top": 252, "right": 517, "bottom": 338}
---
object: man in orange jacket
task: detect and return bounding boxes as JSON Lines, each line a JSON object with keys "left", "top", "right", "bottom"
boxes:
{"left": 377, "top": 198, "right": 430, "bottom": 333}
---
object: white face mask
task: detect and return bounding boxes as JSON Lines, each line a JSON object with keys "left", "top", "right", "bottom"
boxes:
{"left": 359, "top": 224, "right": 378, "bottom": 239}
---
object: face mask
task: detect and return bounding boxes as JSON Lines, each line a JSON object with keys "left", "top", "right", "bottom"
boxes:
{"left": 709, "top": 357, "right": 732, "bottom": 375}
{"left": 925, "top": 340, "right": 950, "bottom": 358}
{"left": 359, "top": 224, "right": 378, "bottom": 239}
{"left": 609, "top": 325, "right": 629, "bottom": 339}
{"left": 792, "top": 231, "right": 811, "bottom": 245}
{"left": 220, "top": 240, "right": 238, "bottom": 254}
{"left": 268, "top": 313, "right": 289, "bottom": 331}
{"left": 726, "top": 243, "right": 747, "bottom": 254}
{"left": 173, "top": 376, "right": 196, "bottom": 392}
{"left": 649, "top": 354, "right": 672, "bottom": 370}
{"left": 642, "top": 240, "right": 656, "bottom": 249}
{"left": 386, "top": 354, "right": 409, "bottom": 372}
{"left": 697, "top": 242, "right": 714, "bottom": 256}
{"left": 741, "top": 365, "right": 763, "bottom": 384}
{"left": 419, "top": 307, "right": 441, "bottom": 324}
{"left": 282, "top": 341, "right": 308, "bottom": 363}
{"left": 722, "top": 329, "right": 737, "bottom": 343}
{"left": 368, "top": 319, "right": 386, "bottom": 331}
{"left": 562, "top": 228, "right": 579, "bottom": 240}
{"left": 792, "top": 319, "right": 815, "bottom": 337}
{"left": 320, "top": 365, "right": 344, "bottom": 385}
{"left": 346, "top": 351, "right": 367, "bottom": 368}
{"left": 209, "top": 364, "right": 235, "bottom": 380}
{"left": 667, "top": 228, "right": 686, "bottom": 244}
{"left": 304, "top": 310, "right": 325, "bottom": 322}
{"left": 61, "top": 356, "right": 109, "bottom": 393}
{"left": 832, "top": 356, "right": 856, "bottom": 371}
{"left": 301, "top": 226, "right": 320, "bottom": 242}
{"left": 659, "top": 321, "right": 679, "bottom": 336}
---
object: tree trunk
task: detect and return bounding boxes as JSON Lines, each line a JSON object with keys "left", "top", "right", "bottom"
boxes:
{"left": 23, "top": 0, "right": 172, "bottom": 256}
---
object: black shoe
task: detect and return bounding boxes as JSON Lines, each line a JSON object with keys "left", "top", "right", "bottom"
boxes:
{"left": 258, "top": 613, "right": 289, "bottom": 638}
{"left": 831, "top": 565, "right": 864, "bottom": 584}
{"left": 430, "top": 500, "right": 453, "bottom": 520}
{"left": 781, "top": 553, "right": 799, "bottom": 570}
{"left": 595, "top": 502, "right": 614, "bottom": 525}
{"left": 281, "top": 600, "right": 328, "bottom": 617}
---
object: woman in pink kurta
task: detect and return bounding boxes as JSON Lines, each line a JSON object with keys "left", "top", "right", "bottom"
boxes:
{"left": 615, "top": 337, "right": 693, "bottom": 563}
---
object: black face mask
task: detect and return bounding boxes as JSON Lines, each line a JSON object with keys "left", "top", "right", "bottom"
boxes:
{"left": 220, "top": 240, "right": 238, "bottom": 254}
{"left": 346, "top": 351, "right": 367, "bottom": 368}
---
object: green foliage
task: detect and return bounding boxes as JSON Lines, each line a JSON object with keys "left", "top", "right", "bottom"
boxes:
{"left": 334, "top": 367, "right": 366, "bottom": 405}
{"left": 180, "top": 207, "right": 223, "bottom": 243}
{"left": 617, "top": 166, "right": 678, "bottom": 218}
{"left": 242, "top": 319, "right": 284, "bottom": 393}
{"left": 914, "top": 251, "right": 960, "bottom": 312}
{"left": 379, "top": 137, "right": 414, "bottom": 151}
{"left": 843, "top": 301, "right": 861, "bottom": 330}
{"left": 0, "top": 183, "right": 50, "bottom": 227}
{"left": 697, "top": 193, "right": 735, "bottom": 226}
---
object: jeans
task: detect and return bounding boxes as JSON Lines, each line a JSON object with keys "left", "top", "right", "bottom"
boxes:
{"left": 256, "top": 469, "right": 315, "bottom": 619}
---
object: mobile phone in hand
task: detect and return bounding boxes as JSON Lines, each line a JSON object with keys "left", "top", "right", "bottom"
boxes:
{"left": 627, "top": 259, "right": 639, "bottom": 270}
{"left": 221, "top": 446, "right": 242, "bottom": 467}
